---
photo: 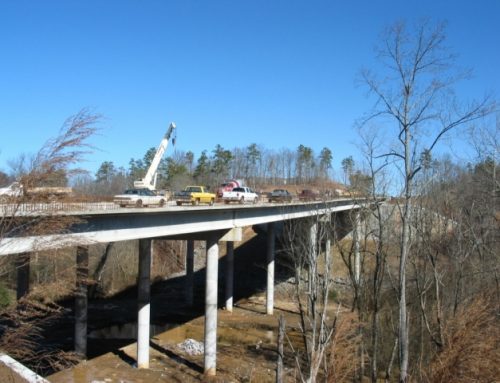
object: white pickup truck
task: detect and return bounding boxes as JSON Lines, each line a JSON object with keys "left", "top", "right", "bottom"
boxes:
{"left": 222, "top": 187, "right": 258, "bottom": 204}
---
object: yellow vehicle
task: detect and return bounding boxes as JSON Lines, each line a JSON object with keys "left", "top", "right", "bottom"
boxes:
{"left": 175, "top": 186, "right": 216, "bottom": 206}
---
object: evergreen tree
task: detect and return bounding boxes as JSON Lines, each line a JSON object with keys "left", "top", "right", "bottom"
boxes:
{"left": 95, "top": 161, "right": 116, "bottom": 183}
{"left": 211, "top": 144, "right": 233, "bottom": 182}
{"left": 194, "top": 150, "right": 210, "bottom": 182}
{"left": 319, "top": 147, "right": 333, "bottom": 179}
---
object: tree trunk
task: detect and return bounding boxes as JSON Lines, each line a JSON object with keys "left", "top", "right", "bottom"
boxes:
{"left": 370, "top": 305, "right": 379, "bottom": 382}
{"left": 277, "top": 314, "right": 285, "bottom": 383}
{"left": 385, "top": 337, "right": 398, "bottom": 382}
{"left": 89, "top": 243, "right": 113, "bottom": 298}
{"left": 433, "top": 265, "right": 444, "bottom": 348}
{"left": 399, "top": 125, "right": 412, "bottom": 383}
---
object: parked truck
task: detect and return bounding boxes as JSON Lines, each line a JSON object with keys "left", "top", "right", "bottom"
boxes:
{"left": 216, "top": 179, "right": 245, "bottom": 199}
{"left": 175, "top": 186, "right": 216, "bottom": 206}
{"left": 222, "top": 186, "right": 258, "bottom": 204}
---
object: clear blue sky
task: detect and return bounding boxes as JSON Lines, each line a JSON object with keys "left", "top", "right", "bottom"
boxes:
{"left": 0, "top": 1, "right": 498, "bottom": 177}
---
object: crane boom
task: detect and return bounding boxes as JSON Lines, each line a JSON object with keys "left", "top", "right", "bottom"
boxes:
{"left": 134, "top": 122, "right": 176, "bottom": 190}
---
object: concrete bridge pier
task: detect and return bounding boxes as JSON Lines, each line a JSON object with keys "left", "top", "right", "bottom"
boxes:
{"left": 325, "top": 235, "right": 331, "bottom": 261}
{"left": 15, "top": 252, "right": 30, "bottom": 300}
{"left": 184, "top": 240, "right": 194, "bottom": 307}
{"left": 75, "top": 246, "right": 89, "bottom": 358}
{"left": 137, "top": 239, "right": 152, "bottom": 369}
{"left": 310, "top": 220, "right": 318, "bottom": 258}
{"left": 224, "top": 241, "right": 234, "bottom": 312}
{"left": 308, "top": 221, "right": 319, "bottom": 315}
{"left": 204, "top": 232, "right": 220, "bottom": 376}
{"left": 266, "top": 222, "right": 275, "bottom": 315}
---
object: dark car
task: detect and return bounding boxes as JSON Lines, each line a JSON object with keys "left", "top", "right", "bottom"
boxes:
{"left": 268, "top": 189, "right": 293, "bottom": 203}
{"left": 298, "top": 189, "right": 320, "bottom": 201}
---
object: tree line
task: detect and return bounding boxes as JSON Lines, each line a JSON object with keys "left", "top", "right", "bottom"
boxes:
{"left": 73, "top": 143, "right": 343, "bottom": 196}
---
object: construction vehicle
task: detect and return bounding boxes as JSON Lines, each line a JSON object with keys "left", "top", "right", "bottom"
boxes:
{"left": 133, "top": 122, "right": 176, "bottom": 191}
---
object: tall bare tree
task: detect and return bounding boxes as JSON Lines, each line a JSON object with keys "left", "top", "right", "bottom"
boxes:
{"left": 359, "top": 20, "right": 494, "bottom": 382}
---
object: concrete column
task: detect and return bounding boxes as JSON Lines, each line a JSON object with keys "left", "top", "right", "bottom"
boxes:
{"left": 310, "top": 221, "right": 318, "bottom": 258}
{"left": 353, "top": 211, "right": 360, "bottom": 286}
{"left": 15, "top": 253, "right": 30, "bottom": 300}
{"left": 325, "top": 233, "right": 332, "bottom": 290}
{"left": 185, "top": 240, "right": 194, "bottom": 307}
{"left": 137, "top": 239, "right": 152, "bottom": 369}
{"left": 204, "top": 234, "right": 219, "bottom": 376}
{"left": 75, "top": 246, "right": 89, "bottom": 358}
{"left": 225, "top": 241, "right": 234, "bottom": 312}
{"left": 266, "top": 222, "right": 275, "bottom": 315}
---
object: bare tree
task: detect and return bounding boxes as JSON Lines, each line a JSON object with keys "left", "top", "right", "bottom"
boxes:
{"left": 0, "top": 109, "right": 101, "bottom": 373}
{"left": 359, "top": 20, "right": 494, "bottom": 382}
{"left": 360, "top": 131, "right": 394, "bottom": 382}
{"left": 281, "top": 215, "right": 338, "bottom": 383}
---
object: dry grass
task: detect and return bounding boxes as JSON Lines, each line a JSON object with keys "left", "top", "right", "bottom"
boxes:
{"left": 327, "top": 313, "right": 360, "bottom": 383}
{"left": 28, "top": 280, "right": 75, "bottom": 304}
{"left": 427, "top": 294, "right": 500, "bottom": 383}
{"left": 0, "top": 298, "right": 80, "bottom": 374}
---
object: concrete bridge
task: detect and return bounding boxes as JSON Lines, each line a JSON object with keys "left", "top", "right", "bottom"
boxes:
{"left": 0, "top": 198, "right": 367, "bottom": 378}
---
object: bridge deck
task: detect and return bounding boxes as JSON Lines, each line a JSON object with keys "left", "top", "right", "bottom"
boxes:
{"left": 0, "top": 199, "right": 363, "bottom": 255}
